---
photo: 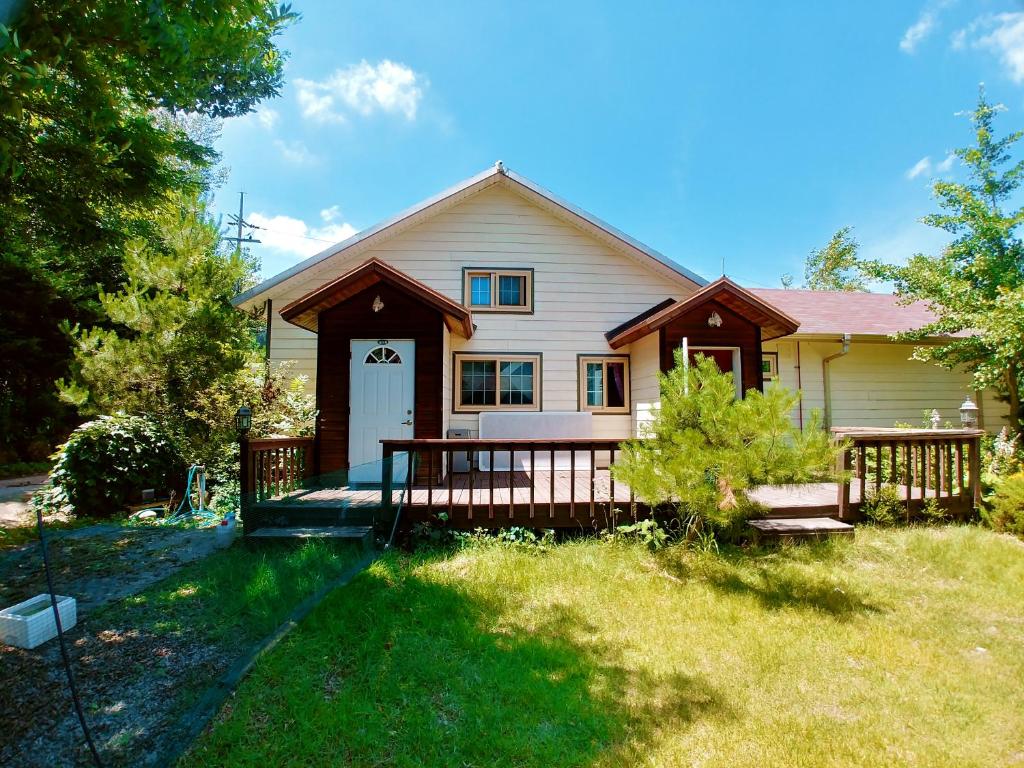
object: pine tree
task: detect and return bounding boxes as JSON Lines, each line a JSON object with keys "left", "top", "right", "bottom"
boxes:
{"left": 613, "top": 352, "right": 837, "bottom": 531}
{"left": 59, "top": 192, "right": 261, "bottom": 465}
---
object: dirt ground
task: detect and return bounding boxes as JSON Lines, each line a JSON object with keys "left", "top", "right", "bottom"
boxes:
{"left": 0, "top": 525, "right": 224, "bottom": 767}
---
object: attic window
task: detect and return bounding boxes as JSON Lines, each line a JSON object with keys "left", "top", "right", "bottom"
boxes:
{"left": 463, "top": 269, "right": 533, "bottom": 313}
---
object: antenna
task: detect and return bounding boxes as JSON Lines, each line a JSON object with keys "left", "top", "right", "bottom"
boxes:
{"left": 721, "top": 256, "right": 725, "bottom": 277}
{"left": 224, "top": 191, "right": 262, "bottom": 253}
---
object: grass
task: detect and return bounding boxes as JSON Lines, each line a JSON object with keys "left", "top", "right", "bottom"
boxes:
{"left": 102, "top": 538, "right": 367, "bottom": 648}
{"left": 182, "top": 526, "right": 1024, "bottom": 768}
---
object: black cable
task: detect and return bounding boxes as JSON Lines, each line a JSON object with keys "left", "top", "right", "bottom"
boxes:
{"left": 36, "top": 508, "right": 105, "bottom": 767}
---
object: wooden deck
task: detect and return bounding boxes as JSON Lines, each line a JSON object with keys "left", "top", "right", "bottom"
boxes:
{"left": 241, "top": 430, "right": 984, "bottom": 532}
{"left": 252, "top": 469, "right": 641, "bottom": 529}
{"left": 747, "top": 481, "right": 970, "bottom": 519}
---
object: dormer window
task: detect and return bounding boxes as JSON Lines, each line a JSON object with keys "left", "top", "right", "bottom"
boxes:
{"left": 463, "top": 269, "right": 533, "bottom": 313}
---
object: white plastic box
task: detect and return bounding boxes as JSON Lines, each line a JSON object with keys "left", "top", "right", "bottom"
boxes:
{"left": 0, "top": 594, "right": 77, "bottom": 649}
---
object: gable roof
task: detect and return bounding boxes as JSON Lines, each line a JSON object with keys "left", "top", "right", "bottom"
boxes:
{"left": 748, "top": 289, "right": 951, "bottom": 338}
{"left": 607, "top": 277, "right": 800, "bottom": 348}
{"left": 279, "top": 258, "right": 474, "bottom": 337}
{"left": 233, "top": 162, "right": 706, "bottom": 306}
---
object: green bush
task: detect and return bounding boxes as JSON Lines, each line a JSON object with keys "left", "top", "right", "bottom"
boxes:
{"left": 983, "top": 473, "right": 1024, "bottom": 536}
{"left": 41, "top": 415, "right": 185, "bottom": 518}
{"left": 863, "top": 484, "right": 906, "bottom": 526}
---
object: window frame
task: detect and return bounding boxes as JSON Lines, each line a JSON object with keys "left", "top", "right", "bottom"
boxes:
{"left": 577, "top": 354, "right": 631, "bottom": 415}
{"left": 461, "top": 268, "right": 534, "bottom": 314}
{"left": 453, "top": 352, "right": 542, "bottom": 413}
{"left": 761, "top": 351, "right": 779, "bottom": 383}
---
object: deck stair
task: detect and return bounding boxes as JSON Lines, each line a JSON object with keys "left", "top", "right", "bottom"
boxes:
{"left": 748, "top": 517, "right": 854, "bottom": 541}
{"left": 246, "top": 525, "right": 375, "bottom": 551}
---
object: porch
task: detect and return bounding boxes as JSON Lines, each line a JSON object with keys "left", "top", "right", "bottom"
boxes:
{"left": 238, "top": 428, "right": 984, "bottom": 534}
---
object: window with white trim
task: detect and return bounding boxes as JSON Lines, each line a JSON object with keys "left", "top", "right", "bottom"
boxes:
{"left": 454, "top": 353, "right": 541, "bottom": 412}
{"left": 579, "top": 356, "right": 630, "bottom": 414}
{"left": 463, "top": 269, "right": 533, "bottom": 313}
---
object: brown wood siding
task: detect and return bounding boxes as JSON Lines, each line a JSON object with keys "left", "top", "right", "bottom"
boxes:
{"left": 659, "top": 299, "right": 764, "bottom": 394}
{"left": 316, "top": 282, "right": 444, "bottom": 476}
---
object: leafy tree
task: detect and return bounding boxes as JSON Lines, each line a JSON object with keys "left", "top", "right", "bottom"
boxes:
{"left": 858, "top": 89, "right": 1024, "bottom": 434}
{"left": 59, "top": 191, "right": 317, "bottom": 480}
{"left": 0, "top": 0, "right": 296, "bottom": 458}
{"left": 804, "top": 226, "right": 867, "bottom": 291}
{"left": 613, "top": 353, "right": 838, "bottom": 537}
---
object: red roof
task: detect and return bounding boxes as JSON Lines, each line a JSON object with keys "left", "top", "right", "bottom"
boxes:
{"left": 748, "top": 288, "right": 941, "bottom": 337}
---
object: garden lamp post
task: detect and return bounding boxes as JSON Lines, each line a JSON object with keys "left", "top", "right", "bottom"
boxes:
{"left": 236, "top": 406, "right": 252, "bottom": 520}
{"left": 959, "top": 397, "right": 979, "bottom": 428}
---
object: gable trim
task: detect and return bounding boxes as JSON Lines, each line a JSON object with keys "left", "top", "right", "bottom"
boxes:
{"left": 607, "top": 276, "right": 800, "bottom": 348}
{"left": 279, "top": 258, "right": 474, "bottom": 338}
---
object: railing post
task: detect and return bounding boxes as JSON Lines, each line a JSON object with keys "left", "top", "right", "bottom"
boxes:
{"left": 239, "top": 435, "right": 251, "bottom": 529}
{"left": 836, "top": 442, "right": 853, "bottom": 521}
{"left": 381, "top": 442, "right": 394, "bottom": 515}
{"left": 968, "top": 434, "right": 982, "bottom": 510}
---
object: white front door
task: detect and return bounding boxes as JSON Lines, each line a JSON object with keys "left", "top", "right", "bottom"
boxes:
{"left": 348, "top": 339, "right": 415, "bottom": 484}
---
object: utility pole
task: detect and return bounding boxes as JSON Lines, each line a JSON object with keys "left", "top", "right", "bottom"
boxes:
{"left": 224, "top": 191, "right": 261, "bottom": 254}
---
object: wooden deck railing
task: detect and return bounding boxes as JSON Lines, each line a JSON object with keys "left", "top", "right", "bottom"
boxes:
{"left": 240, "top": 436, "right": 315, "bottom": 503}
{"left": 380, "top": 438, "right": 634, "bottom": 522}
{"left": 832, "top": 427, "right": 983, "bottom": 521}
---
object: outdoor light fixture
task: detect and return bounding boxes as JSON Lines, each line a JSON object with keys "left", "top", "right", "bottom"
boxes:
{"left": 235, "top": 405, "right": 252, "bottom": 434}
{"left": 707, "top": 311, "right": 723, "bottom": 328}
{"left": 959, "top": 397, "right": 979, "bottom": 428}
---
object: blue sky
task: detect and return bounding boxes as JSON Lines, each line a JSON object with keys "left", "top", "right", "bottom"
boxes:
{"left": 213, "top": 1, "right": 1024, "bottom": 289}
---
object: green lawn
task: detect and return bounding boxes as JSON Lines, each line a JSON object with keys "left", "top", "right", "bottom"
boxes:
{"left": 183, "top": 527, "right": 1024, "bottom": 768}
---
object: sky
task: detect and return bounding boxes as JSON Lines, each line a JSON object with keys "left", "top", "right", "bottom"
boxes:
{"left": 212, "top": 0, "right": 1024, "bottom": 289}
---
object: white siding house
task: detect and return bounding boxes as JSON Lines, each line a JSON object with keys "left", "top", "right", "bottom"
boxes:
{"left": 235, "top": 163, "right": 1009, "bottom": 479}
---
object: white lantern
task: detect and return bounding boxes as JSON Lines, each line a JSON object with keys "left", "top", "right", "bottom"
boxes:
{"left": 959, "top": 397, "right": 979, "bottom": 428}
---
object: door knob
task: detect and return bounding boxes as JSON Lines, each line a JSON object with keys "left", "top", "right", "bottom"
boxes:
{"left": 402, "top": 419, "right": 413, "bottom": 426}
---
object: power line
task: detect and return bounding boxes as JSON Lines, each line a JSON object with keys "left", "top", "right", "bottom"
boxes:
{"left": 245, "top": 224, "right": 336, "bottom": 244}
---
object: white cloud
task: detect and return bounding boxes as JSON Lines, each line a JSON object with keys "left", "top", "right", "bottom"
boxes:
{"left": 935, "top": 152, "right": 956, "bottom": 172}
{"left": 256, "top": 108, "right": 280, "bottom": 130}
{"left": 295, "top": 60, "right": 424, "bottom": 123}
{"left": 906, "top": 156, "right": 933, "bottom": 179}
{"left": 901, "top": 10, "right": 937, "bottom": 53}
{"left": 273, "top": 139, "right": 318, "bottom": 166}
{"left": 953, "top": 12, "right": 1024, "bottom": 82}
{"left": 248, "top": 208, "right": 358, "bottom": 261}
{"left": 905, "top": 152, "right": 956, "bottom": 180}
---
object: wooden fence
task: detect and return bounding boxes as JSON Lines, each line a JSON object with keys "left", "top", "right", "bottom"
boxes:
{"left": 381, "top": 438, "right": 637, "bottom": 523}
{"left": 239, "top": 436, "right": 315, "bottom": 503}
{"left": 832, "top": 427, "right": 984, "bottom": 521}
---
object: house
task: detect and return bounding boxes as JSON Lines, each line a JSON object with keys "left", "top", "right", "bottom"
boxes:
{"left": 234, "top": 162, "right": 1008, "bottom": 491}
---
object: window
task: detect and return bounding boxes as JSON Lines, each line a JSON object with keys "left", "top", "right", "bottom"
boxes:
{"left": 454, "top": 353, "right": 541, "bottom": 412}
{"left": 463, "top": 269, "right": 533, "bottom": 313}
{"left": 761, "top": 352, "right": 778, "bottom": 382}
{"left": 364, "top": 346, "right": 403, "bottom": 365}
{"left": 578, "top": 356, "right": 630, "bottom": 414}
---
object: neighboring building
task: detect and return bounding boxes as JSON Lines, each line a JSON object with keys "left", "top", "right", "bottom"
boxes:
{"left": 234, "top": 163, "right": 1009, "bottom": 479}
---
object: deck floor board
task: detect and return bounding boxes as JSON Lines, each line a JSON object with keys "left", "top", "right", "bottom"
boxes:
{"left": 250, "top": 473, "right": 971, "bottom": 526}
